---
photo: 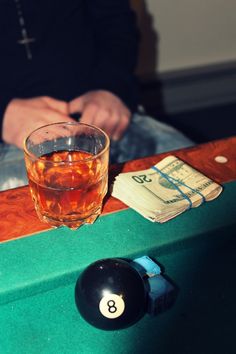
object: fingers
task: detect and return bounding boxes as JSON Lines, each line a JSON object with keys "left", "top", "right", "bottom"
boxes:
{"left": 21, "top": 111, "right": 73, "bottom": 149}
{"left": 92, "top": 108, "right": 110, "bottom": 134}
{"left": 40, "top": 108, "right": 74, "bottom": 123}
{"left": 111, "top": 113, "right": 130, "bottom": 140}
{"left": 81, "top": 104, "right": 130, "bottom": 140}
{"left": 79, "top": 103, "right": 98, "bottom": 125}
{"left": 41, "top": 96, "right": 69, "bottom": 115}
{"left": 69, "top": 96, "right": 84, "bottom": 114}
{"left": 69, "top": 91, "right": 131, "bottom": 140}
{"left": 2, "top": 97, "right": 76, "bottom": 151}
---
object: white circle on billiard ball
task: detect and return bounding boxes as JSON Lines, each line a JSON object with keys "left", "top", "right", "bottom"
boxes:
{"left": 99, "top": 294, "right": 125, "bottom": 319}
{"left": 214, "top": 155, "right": 228, "bottom": 163}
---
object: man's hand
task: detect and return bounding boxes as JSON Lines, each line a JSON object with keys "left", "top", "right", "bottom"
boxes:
{"left": 69, "top": 90, "right": 131, "bottom": 140}
{"left": 2, "top": 97, "right": 73, "bottom": 149}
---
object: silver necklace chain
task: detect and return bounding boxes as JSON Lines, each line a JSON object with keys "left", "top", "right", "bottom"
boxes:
{"left": 14, "top": 0, "right": 36, "bottom": 60}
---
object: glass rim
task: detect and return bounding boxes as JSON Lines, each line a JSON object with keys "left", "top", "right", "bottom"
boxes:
{"left": 23, "top": 121, "right": 110, "bottom": 163}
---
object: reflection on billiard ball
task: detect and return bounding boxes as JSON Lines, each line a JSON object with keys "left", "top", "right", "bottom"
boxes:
{"left": 75, "top": 258, "right": 147, "bottom": 330}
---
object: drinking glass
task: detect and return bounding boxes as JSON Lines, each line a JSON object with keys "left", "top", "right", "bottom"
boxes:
{"left": 24, "top": 122, "right": 110, "bottom": 229}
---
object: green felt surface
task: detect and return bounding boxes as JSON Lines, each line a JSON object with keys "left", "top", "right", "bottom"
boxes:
{"left": 0, "top": 182, "right": 236, "bottom": 354}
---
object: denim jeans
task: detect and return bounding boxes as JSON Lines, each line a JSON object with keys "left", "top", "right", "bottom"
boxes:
{"left": 0, "top": 143, "right": 28, "bottom": 191}
{"left": 110, "top": 113, "right": 194, "bottom": 164}
{"left": 0, "top": 114, "right": 194, "bottom": 191}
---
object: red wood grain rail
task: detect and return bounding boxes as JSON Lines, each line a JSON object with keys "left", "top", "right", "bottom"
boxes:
{"left": 0, "top": 136, "right": 236, "bottom": 243}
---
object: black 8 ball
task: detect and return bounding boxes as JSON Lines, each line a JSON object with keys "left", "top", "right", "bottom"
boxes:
{"left": 75, "top": 258, "right": 147, "bottom": 330}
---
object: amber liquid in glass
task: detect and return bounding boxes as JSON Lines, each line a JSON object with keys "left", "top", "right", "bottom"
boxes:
{"left": 27, "top": 150, "right": 108, "bottom": 228}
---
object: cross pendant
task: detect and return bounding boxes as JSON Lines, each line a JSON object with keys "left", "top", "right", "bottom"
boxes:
{"left": 17, "top": 28, "right": 35, "bottom": 60}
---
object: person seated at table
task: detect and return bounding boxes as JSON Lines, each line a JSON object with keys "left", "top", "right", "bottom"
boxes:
{"left": 0, "top": 0, "right": 193, "bottom": 191}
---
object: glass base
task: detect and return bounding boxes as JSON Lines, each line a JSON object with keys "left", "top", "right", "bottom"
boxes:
{"left": 36, "top": 207, "right": 102, "bottom": 230}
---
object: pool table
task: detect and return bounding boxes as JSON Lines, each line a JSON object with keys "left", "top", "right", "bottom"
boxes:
{"left": 0, "top": 137, "right": 236, "bottom": 354}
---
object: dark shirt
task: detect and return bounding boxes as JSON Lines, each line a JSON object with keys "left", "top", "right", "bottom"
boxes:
{"left": 0, "top": 0, "right": 139, "bottom": 139}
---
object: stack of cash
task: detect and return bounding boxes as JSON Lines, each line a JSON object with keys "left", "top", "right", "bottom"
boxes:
{"left": 111, "top": 155, "right": 223, "bottom": 223}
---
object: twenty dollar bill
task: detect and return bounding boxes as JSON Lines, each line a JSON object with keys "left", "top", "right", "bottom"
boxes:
{"left": 111, "top": 156, "right": 223, "bottom": 223}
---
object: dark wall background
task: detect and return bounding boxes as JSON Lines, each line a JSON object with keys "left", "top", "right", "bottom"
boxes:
{"left": 131, "top": 0, "right": 236, "bottom": 144}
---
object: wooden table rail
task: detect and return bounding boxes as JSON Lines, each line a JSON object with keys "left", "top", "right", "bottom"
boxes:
{"left": 0, "top": 136, "right": 236, "bottom": 243}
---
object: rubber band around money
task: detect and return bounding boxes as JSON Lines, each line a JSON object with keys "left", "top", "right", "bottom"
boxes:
{"left": 151, "top": 165, "right": 206, "bottom": 209}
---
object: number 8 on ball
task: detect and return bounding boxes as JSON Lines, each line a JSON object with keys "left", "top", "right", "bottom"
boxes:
{"left": 99, "top": 294, "right": 125, "bottom": 319}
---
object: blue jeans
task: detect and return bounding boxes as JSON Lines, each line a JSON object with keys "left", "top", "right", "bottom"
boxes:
{"left": 0, "top": 143, "right": 28, "bottom": 191}
{"left": 110, "top": 113, "right": 194, "bottom": 163}
{"left": 0, "top": 114, "right": 194, "bottom": 191}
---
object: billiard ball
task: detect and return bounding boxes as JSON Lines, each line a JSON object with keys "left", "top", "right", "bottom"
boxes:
{"left": 75, "top": 258, "right": 147, "bottom": 330}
